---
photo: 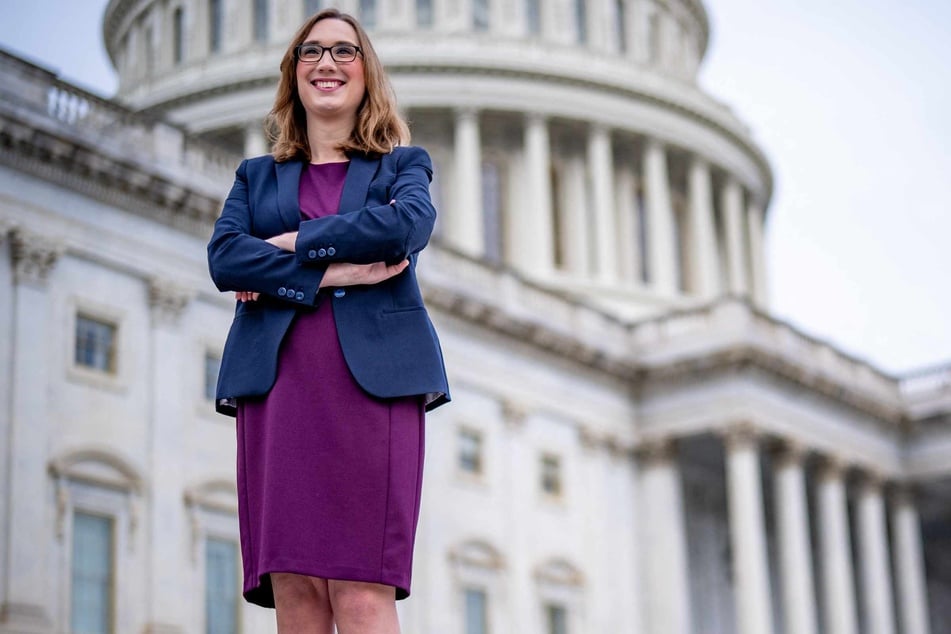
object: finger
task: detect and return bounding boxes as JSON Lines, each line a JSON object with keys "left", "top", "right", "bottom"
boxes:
{"left": 250, "top": 292, "right": 260, "bottom": 301}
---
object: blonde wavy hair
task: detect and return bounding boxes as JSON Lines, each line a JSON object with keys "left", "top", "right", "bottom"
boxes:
{"left": 267, "top": 9, "right": 410, "bottom": 161}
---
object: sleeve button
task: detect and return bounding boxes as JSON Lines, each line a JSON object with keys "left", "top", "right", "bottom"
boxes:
{"left": 317, "top": 248, "right": 327, "bottom": 257}
{"left": 327, "top": 246, "right": 336, "bottom": 256}
{"left": 278, "top": 287, "right": 287, "bottom": 297}
{"left": 308, "top": 249, "right": 317, "bottom": 259}
{"left": 295, "top": 291, "right": 305, "bottom": 301}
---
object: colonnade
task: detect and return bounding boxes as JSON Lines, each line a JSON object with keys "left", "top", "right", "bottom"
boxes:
{"left": 640, "top": 429, "right": 932, "bottom": 634}
{"left": 434, "top": 108, "right": 768, "bottom": 304}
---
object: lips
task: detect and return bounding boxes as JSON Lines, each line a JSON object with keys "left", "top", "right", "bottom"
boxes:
{"left": 311, "top": 79, "right": 344, "bottom": 91}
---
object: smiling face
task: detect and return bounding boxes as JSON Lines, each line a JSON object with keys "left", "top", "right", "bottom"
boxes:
{"left": 294, "top": 18, "right": 366, "bottom": 125}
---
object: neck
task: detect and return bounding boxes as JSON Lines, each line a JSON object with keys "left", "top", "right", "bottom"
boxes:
{"left": 307, "top": 114, "right": 355, "bottom": 163}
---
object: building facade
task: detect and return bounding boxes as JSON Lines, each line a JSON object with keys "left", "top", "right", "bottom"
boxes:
{"left": 0, "top": 0, "right": 949, "bottom": 633}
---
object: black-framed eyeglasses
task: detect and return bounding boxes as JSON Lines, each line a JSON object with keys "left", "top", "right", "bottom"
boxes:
{"left": 295, "top": 43, "right": 363, "bottom": 64}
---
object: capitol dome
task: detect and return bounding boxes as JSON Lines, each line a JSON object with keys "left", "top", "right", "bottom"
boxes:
{"left": 103, "top": 0, "right": 772, "bottom": 318}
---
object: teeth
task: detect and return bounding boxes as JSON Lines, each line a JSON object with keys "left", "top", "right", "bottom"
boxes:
{"left": 315, "top": 81, "right": 341, "bottom": 89}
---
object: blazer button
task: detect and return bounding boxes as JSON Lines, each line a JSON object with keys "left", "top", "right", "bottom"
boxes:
{"left": 333, "top": 288, "right": 346, "bottom": 298}
{"left": 295, "top": 291, "right": 305, "bottom": 301}
{"left": 308, "top": 249, "right": 317, "bottom": 259}
{"left": 327, "top": 246, "right": 336, "bottom": 256}
{"left": 278, "top": 287, "right": 287, "bottom": 297}
{"left": 317, "top": 248, "right": 327, "bottom": 257}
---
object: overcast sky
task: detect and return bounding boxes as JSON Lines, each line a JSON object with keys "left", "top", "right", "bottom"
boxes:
{"left": 1, "top": 0, "right": 949, "bottom": 376}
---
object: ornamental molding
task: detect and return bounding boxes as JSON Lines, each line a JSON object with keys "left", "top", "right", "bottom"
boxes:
{"left": 9, "top": 228, "right": 64, "bottom": 287}
{"left": 148, "top": 277, "right": 194, "bottom": 327}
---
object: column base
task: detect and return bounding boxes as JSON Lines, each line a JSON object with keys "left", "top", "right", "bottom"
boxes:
{"left": 142, "top": 623, "right": 185, "bottom": 634}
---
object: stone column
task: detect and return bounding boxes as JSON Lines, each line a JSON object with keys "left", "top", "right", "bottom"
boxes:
{"left": 522, "top": 113, "right": 554, "bottom": 275}
{"left": 746, "top": 200, "right": 768, "bottom": 307}
{"left": 856, "top": 474, "right": 896, "bottom": 634}
{"left": 774, "top": 441, "right": 818, "bottom": 634}
{"left": 144, "top": 279, "right": 193, "bottom": 634}
{"left": 687, "top": 156, "right": 719, "bottom": 299}
{"left": 1, "top": 230, "right": 63, "bottom": 627}
{"left": 639, "top": 438, "right": 692, "bottom": 634}
{"left": 243, "top": 121, "right": 269, "bottom": 157}
{"left": 452, "top": 108, "right": 484, "bottom": 257}
{"left": 588, "top": 124, "right": 617, "bottom": 283}
{"left": 643, "top": 139, "right": 677, "bottom": 294}
{"left": 562, "top": 157, "right": 591, "bottom": 276}
{"left": 721, "top": 177, "right": 748, "bottom": 296}
{"left": 816, "top": 458, "right": 859, "bottom": 634}
{"left": 723, "top": 426, "right": 774, "bottom": 634}
{"left": 891, "top": 487, "right": 931, "bottom": 634}
{"left": 614, "top": 168, "right": 638, "bottom": 283}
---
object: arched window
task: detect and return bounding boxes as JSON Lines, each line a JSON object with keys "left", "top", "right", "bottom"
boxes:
{"left": 574, "top": 0, "right": 587, "bottom": 44}
{"left": 173, "top": 7, "right": 186, "bottom": 65}
{"left": 526, "top": 0, "right": 541, "bottom": 35}
{"left": 360, "top": 0, "right": 377, "bottom": 29}
{"left": 473, "top": 0, "right": 489, "bottom": 31}
{"left": 535, "top": 558, "right": 584, "bottom": 634}
{"left": 416, "top": 0, "right": 434, "bottom": 27}
{"left": 450, "top": 540, "right": 506, "bottom": 634}
{"left": 254, "top": 0, "right": 269, "bottom": 43}
{"left": 209, "top": 0, "right": 223, "bottom": 53}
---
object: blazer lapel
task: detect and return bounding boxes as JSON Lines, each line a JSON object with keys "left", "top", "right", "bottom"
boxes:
{"left": 275, "top": 160, "right": 304, "bottom": 231}
{"left": 338, "top": 154, "right": 380, "bottom": 214}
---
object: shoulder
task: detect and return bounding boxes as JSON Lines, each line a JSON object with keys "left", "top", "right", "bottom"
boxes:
{"left": 245, "top": 154, "right": 278, "bottom": 171}
{"left": 388, "top": 145, "right": 432, "bottom": 171}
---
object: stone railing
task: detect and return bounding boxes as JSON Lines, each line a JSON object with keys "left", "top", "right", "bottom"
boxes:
{"left": 899, "top": 363, "right": 951, "bottom": 398}
{"left": 0, "top": 49, "right": 237, "bottom": 187}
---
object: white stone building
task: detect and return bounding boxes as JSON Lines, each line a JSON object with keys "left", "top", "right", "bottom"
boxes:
{"left": 0, "top": 0, "right": 949, "bottom": 633}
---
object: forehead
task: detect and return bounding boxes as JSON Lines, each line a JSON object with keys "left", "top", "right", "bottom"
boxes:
{"left": 304, "top": 18, "right": 359, "bottom": 43}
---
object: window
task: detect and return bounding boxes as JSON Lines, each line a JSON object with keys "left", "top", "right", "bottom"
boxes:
{"left": 253, "top": 0, "right": 269, "bottom": 43}
{"left": 473, "top": 0, "right": 489, "bottom": 31}
{"left": 574, "top": 0, "right": 587, "bottom": 44}
{"left": 464, "top": 588, "right": 488, "bottom": 634}
{"left": 205, "top": 353, "right": 221, "bottom": 401}
{"left": 614, "top": 0, "right": 627, "bottom": 52}
{"left": 546, "top": 603, "right": 569, "bottom": 634}
{"left": 526, "top": 0, "right": 541, "bottom": 35}
{"left": 359, "top": 0, "right": 377, "bottom": 29}
{"left": 304, "top": 0, "right": 323, "bottom": 15}
{"left": 173, "top": 7, "right": 186, "bottom": 64}
{"left": 458, "top": 428, "right": 483, "bottom": 475}
{"left": 209, "top": 0, "right": 223, "bottom": 53}
{"left": 540, "top": 453, "right": 562, "bottom": 497}
{"left": 416, "top": 0, "right": 434, "bottom": 27}
{"left": 75, "top": 315, "right": 117, "bottom": 373}
{"left": 71, "top": 513, "right": 114, "bottom": 634}
{"left": 205, "top": 538, "right": 239, "bottom": 634}
{"left": 481, "top": 159, "right": 505, "bottom": 265}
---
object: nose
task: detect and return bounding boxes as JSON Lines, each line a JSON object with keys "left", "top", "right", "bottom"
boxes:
{"left": 315, "top": 50, "right": 338, "bottom": 71}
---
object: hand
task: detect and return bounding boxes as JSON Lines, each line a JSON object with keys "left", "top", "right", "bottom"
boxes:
{"left": 266, "top": 231, "right": 298, "bottom": 252}
{"left": 235, "top": 291, "right": 260, "bottom": 302}
{"left": 320, "top": 260, "right": 409, "bottom": 288}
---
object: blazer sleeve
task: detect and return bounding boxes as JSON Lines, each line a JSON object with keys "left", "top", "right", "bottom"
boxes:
{"left": 294, "top": 146, "right": 437, "bottom": 266}
{"left": 207, "top": 159, "right": 325, "bottom": 306}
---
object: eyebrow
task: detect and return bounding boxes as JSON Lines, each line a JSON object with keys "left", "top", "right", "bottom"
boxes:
{"left": 300, "top": 40, "right": 358, "bottom": 47}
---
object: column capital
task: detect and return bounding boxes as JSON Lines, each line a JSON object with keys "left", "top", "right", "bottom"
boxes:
{"left": 148, "top": 278, "right": 193, "bottom": 327}
{"left": 454, "top": 106, "right": 480, "bottom": 120}
{"left": 636, "top": 435, "right": 678, "bottom": 463}
{"left": 10, "top": 228, "right": 64, "bottom": 288}
{"left": 816, "top": 453, "right": 851, "bottom": 481}
{"left": 772, "top": 437, "right": 810, "bottom": 466}
{"left": 500, "top": 398, "right": 529, "bottom": 430}
{"left": 721, "top": 421, "right": 760, "bottom": 450}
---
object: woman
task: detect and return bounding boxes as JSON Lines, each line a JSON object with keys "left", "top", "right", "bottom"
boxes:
{"left": 207, "top": 9, "right": 450, "bottom": 633}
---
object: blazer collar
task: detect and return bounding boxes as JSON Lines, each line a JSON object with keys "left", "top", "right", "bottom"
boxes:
{"left": 274, "top": 154, "right": 381, "bottom": 229}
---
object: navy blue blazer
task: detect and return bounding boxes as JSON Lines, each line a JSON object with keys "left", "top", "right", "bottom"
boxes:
{"left": 207, "top": 146, "right": 450, "bottom": 416}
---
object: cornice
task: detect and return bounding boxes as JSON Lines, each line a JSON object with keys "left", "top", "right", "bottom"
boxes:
{"left": 0, "top": 111, "right": 225, "bottom": 239}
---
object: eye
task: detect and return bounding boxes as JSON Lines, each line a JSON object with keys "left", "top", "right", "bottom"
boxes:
{"left": 299, "top": 44, "right": 322, "bottom": 58}
{"left": 333, "top": 45, "right": 358, "bottom": 58}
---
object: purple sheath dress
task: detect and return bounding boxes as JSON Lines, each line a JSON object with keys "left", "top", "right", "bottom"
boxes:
{"left": 236, "top": 161, "right": 426, "bottom": 607}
